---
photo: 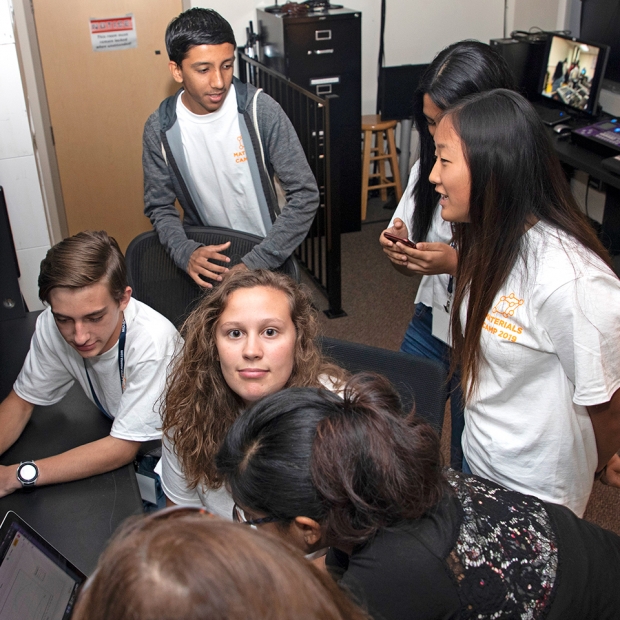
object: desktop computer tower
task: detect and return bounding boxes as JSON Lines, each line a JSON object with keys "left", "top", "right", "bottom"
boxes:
{"left": 258, "top": 8, "right": 362, "bottom": 232}
{"left": 490, "top": 35, "right": 548, "bottom": 101}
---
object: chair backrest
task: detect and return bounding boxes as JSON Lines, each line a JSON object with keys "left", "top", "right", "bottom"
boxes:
{"left": 319, "top": 337, "right": 447, "bottom": 433}
{"left": 126, "top": 227, "right": 300, "bottom": 328}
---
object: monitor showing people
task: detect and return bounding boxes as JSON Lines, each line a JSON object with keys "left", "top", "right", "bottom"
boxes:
{"left": 540, "top": 34, "right": 609, "bottom": 114}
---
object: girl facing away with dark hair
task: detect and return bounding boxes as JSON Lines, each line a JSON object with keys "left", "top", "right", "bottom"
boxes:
{"left": 72, "top": 509, "right": 368, "bottom": 620}
{"left": 379, "top": 40, "right": 516, "bottom": 470}
{"left": 217, "top": 374, "right": 620, "bottom": 620}
{"left": 429, "top": 88, "right": 620, "bottom": 516}
{"left": 160, "top": 269, "right": 346, "bottom": 517}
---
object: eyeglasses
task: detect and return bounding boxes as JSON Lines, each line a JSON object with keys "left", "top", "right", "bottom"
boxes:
{"left": 232, "top": 503, "right": 281, "bottom": 527}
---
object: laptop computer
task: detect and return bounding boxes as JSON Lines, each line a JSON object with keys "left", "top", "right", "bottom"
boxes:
{"left": 0, "top": 511, "right": 86, "bottom": 620}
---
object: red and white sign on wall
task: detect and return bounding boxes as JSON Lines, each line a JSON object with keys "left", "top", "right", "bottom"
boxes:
{"left": 90, "top": 14, "right": 137, "bottom": 52}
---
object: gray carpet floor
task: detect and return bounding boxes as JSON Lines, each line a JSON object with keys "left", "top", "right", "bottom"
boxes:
{"left": 302, "top": 194, "right": 620, "bottom": 534}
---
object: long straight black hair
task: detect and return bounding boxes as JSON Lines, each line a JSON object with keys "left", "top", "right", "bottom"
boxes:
{"left": 411, "top": 41, "right": 515, "bottom": 242}
{"left": 446, "top": 89, "right": 612, "bottom": 398}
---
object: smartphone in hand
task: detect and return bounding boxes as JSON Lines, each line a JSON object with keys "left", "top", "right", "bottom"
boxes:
{"left": 383, "top": 232, "right": 417, "bottom": 249}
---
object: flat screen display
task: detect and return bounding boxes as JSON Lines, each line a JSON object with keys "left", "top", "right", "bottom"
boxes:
{"left": 540, "top": 34, "right": 609, "bottom": 115}
{"left": 0, "top": 512, "right": 86, "bottom": 620}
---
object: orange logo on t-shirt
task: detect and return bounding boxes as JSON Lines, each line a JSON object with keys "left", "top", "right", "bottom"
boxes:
{"left": 493, "top": 293, "right": 524, "bottom": 318}
{"left": 234, "top": 135, "right": 247, "bottom": 163}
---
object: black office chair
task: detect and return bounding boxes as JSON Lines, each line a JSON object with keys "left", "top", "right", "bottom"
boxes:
{"left": 126, "top": 226, "right": 300, "bottom": 328}
{"left": 319, "top": 337, "right": 447, "bottom": 433}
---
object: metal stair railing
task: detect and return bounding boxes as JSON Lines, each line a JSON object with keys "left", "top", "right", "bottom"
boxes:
{"left": 239, "top": 51, "right": 345, "bottom": 317}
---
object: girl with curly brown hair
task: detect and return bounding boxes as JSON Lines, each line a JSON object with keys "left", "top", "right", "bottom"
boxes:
{"left": 160, "top": 269, "right": 346, "bottom": 516}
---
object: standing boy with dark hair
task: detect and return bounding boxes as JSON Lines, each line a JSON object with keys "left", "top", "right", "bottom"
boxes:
{"left": 143, "top": 8, "right": 319, "bottom": 288}
{"left": 0, "top": 231, "right": 179, "bottom": 497}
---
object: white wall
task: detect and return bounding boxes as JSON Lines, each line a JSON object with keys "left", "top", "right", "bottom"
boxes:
{"left": 0, "top": 0, "right": 49, "bottom": 310}
{"left": 193, "top": 0, "right": 508, "bottom": 114}
{"left": 564, "top": 0, "right": 582, "bottom": 34}
{"left": 190, "top": 1, "right": 574, "bottom": 115}
{"left": 512, "top": 0, "right": 565, "bottom": 32}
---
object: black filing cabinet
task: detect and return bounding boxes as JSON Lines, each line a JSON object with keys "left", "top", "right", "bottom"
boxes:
{"left": 258, "top": 8, "right": 362, "bottom": 232}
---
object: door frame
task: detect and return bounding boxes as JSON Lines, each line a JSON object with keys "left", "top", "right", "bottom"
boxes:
{"left": 12, "top": 0, "right": 68, "bottom": 245}
{"left": 10, "top": 0, "right": 192, "bottom": 246}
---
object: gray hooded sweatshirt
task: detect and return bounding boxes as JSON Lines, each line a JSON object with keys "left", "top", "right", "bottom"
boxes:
{"left": 142, "top": 77, "right": 319, "bottom": 271}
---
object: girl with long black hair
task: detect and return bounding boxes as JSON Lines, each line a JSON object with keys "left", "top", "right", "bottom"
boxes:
{"left": 430, "top": 88, "right": 620, "bottom": 516}
{"left": 380, "top": 41, "right": 515, "bottom": 468}
{"left": 217, "top": 374, "right": 620, "bottom": 620}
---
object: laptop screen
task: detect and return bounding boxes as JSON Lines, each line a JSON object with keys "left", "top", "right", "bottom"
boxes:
{"left": 0, "top": 511, "right": 86, "bottom": 620}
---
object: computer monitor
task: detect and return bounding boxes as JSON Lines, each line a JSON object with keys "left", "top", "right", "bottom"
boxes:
{"left": 539, "top": 33, "right": 609, "bottom": 116}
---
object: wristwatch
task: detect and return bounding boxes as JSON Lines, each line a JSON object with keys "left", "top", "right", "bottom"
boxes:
{"left": 16, "top": 461, "right": 39, "bottom": 487}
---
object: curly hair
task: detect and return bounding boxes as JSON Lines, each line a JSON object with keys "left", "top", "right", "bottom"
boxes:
{"left": 162, "top": 269, "right": 346, "bottom": 490}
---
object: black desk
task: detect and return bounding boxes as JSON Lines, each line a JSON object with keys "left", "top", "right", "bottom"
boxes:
{"left": 550, "top": 130, "right": 620, "bottom": 191}
{"left": 0, "top": 313, "right": 143, "bottom": 575}
{"left": 548, "top": 128, "right": 620, "bottom": 254}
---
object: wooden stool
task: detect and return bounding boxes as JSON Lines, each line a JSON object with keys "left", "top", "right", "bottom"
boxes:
{"left": 361, "top": 114, "right": 403, "bottom": 220}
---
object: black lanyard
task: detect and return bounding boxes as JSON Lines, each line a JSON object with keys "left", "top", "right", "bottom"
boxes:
{"left": 83, "top": 318, "right": 126, "bottom": 419}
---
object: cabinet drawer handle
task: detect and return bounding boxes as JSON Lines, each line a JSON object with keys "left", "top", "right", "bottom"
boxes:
{"left": 314, "top": 48, "right": 334, "bottom": 55}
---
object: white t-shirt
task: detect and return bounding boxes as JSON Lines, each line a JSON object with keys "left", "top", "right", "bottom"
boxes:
{"left": 462, "top": 221, "right": 620, "bottom": 516}
{"left": 14, "top": 298, "right": 180, "bottom": 442}
{"left": 160, "top": 433, "right": 234, "bottom": 519}
{"left": 160, "top": 373, "right": 341, "bottom": 518}
{"left": 176, "top": 84, "right": 265, "bottom": 236}
{"left": 389, "top": 161, "right": 453, "bottom": 309}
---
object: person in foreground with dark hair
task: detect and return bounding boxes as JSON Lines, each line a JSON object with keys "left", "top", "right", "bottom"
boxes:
{"left": 217, "top": 374, "right": 620, "bottom": 620}
{"left": 72, "top": 508, "right": 368, "bottom": 620}
{"left": 380, "top": 40, "right": 516, "bottom": 470}
{"left": 143, "top": 8, "right": 319, "bottom": 288}
{"left": 0, "top": 231, "right": 179, "bottom": 497}
{"left": 430, "top": 89, "right": 620, "bottom": 516}
{"left": 160, "top": 269, "right": 346, "bottom": 516}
